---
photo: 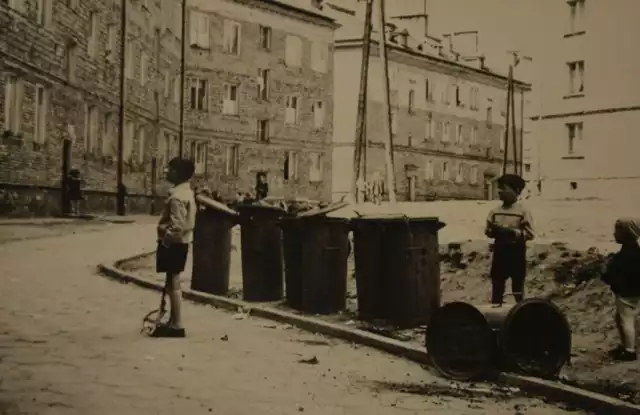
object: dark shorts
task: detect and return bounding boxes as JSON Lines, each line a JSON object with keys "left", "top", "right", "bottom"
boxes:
{"left": 156, "top": 242, "right": 189, "bottom": 274}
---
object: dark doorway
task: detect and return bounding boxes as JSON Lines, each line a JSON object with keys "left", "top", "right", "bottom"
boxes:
{"left": 61, "top": 139, "right": 72, "bottom": 215}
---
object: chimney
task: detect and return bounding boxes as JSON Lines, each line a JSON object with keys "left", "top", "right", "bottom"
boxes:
{"left": 400, "top": 29, "right": 409, "bottom": 47}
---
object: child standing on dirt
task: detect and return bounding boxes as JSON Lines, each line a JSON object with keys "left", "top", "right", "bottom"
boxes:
{"left": 485, "top": 174, "right": 535, "bottom": 306}
{"left": 154, "top": 157, "right": 196, "bottom": 338}
{"left": 601, "top": 218, "right": 640, "bottom": 361}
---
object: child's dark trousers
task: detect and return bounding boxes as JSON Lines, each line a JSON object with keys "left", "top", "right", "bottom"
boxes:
{"left": 490, "top": 242, "right": 527, "bottom": 304}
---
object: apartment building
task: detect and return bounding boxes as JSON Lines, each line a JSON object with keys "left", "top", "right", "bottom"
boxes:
{"left": 532, "top": 0, "right": 640, "bottom": 201}
{"left": 326, "top": 4, "right": 530, "bottom": 202}
{"left": 0, "top": 0, "right": 183, "bottom": 215}
{"left": 183, "top": 0, "right": 337, "bottom": 201}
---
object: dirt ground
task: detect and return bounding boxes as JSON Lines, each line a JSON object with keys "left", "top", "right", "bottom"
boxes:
{"left": 120, "top": 199, "right": 640, "bottom": 406}
{"left": 0, "top": 221, "right": 116, "bottom": 245}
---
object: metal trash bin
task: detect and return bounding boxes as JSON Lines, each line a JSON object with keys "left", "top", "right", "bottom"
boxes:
{"left": 236, "top": 203, "right": 286, "bottom": 302}
{"left": 351, "top": 216, "right": 445, "bottom": 328}
{"left": 426, "top": 299, "right": 572, "bottom": 380}
{"left": 280, "top": 216, "right": 351, "bottom": 314}
{"left": 190, "top": 195, "right": 239, "bottom": 296}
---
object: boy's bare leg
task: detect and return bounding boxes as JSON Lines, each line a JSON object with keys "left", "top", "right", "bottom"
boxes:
{"left": 167, "top": 272, "right": 183, "bottom": 329}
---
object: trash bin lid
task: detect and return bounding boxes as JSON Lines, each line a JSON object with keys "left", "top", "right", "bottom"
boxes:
{"left": 296, "top": 201, "right": 349, "bottom": 218}
{"left": 235, "top": 201, "right": 287, "bottom": 214}
{"left": 195, "top": 195, "right": 239, "bottom": 216}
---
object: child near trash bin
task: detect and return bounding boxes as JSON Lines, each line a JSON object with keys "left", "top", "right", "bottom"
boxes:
{"left": 601, "top": 218, "right": 640, "bottom": 361}
{"left": 485, "top": 174, "right": 535, "bottom": 306}
{"left": 67, "top": 168, "right": 83, "bottom": 216}
{"left": 153, "top": 157, "right": 196, "bottom": 338}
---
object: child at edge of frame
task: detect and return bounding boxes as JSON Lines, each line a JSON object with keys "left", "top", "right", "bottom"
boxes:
{"left": 600, "top": 218, "right": 640, "bottom": 362}
{"left": 153, "top": 157, "right": 197, "bottom": 338}
{"left": 485, "top": 174, "right": 535, "bottom": 307}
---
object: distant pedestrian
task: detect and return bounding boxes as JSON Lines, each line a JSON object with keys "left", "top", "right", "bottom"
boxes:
{"left": 67, "top": 168, "right": 83, "bottom": 216}
{"left": 485, "top": 174, "right": 535, "bottom": 306}
{"left": 154, "top": 157, "right": 196, "bottom": 338}
{"left": 601, "top": 218, "right": 640, "bottom": 361}
{"left": 255, "top": 172, "right": 269, "bottom": 201}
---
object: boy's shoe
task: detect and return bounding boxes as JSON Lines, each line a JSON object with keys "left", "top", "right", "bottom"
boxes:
{"left": 151, "top": 324, "right": 186, "bottom": 338}
{"left": 609, "top": 346, "right": 636, "bottom": 362}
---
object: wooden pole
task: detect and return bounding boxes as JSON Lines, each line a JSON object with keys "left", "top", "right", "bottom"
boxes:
{"left": 376, "top": 0, "right": 397, "bottom": 202}
{"left": 116, "top": 0, "right": 127, "bottom": 216}
{"left": 519, "top": 89, "right": 525, "bottom": 176}
{"left": 511, "top": 76, "right": 518, "bottom": 175}
{"left": 350, "top": 0, "right": 374, "bottom": 202}
{"left": 501, "top": 66, "right": 512, "bottom": 176}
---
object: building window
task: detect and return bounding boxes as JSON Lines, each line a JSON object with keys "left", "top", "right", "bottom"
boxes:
{"left": 456, "top": 162, "right": 464, "bottom": 183}
{"left": 312, "top": 100, "right": 325, "bottom": 128}
{"left": 470, "top": 165, "right": 479, "bottom": 184}
{"left": 174, "top": 75, "right": 180, "bottom": 104}
{"left": 257, "top": 119, "right": 269, "bottom": 142}
{"left": 191, "top": 141, "right": 206, "bottom": 175}
{"left": 259, "top": 25, "right": 272, "bottom": 50}
{"left": 442, "top": 121, "right": 451, "bottom": 142}
{"left": 125, "top": 40, "right": 134, "bottom": 78}
{"left": 164, "top": 70, "right": 170, "bottom": 98}
{"left": 123, "top": 121, "right": 134, "bottom": 161}
{"left": 35, "top": 0, "right": 48, "bottom": 26}
{"left": 566, "top": 122, "right": 583, "bottom": 154}
{"left": 568, "top": 0, "right": 585, "bottom": 34}
{"left": 257, "top": 69, "right": 270, "bottom": 100}
{"left": 285, "top": 35, "right": 303, "bottom": 67}
{"left": 284, "top": 151, "right": 299, "bottom": 180}
{"left": 137, "top": 126, "right": 146, "bottom": 163}
{"left": 225, "top": 145, "right": 239, "bottom": 176}
{"left": 525, "top": 163, "right": 531, "bottom": 173}
{"left": 425, "top": 159, "right": 434, "bottom": 180}
{"left": 34, "top": 85, "right": 47, "bottom": 144}
{"left": 568, "top": 61, "right": 585, "bottom": 94}
{"left": 455, "top": 85, "right": 463, "bottom": 107}
{"left": 486, "top": 106, "right": 493, "bottom": 126}
{"left": 425, "top": 113, "right": 433, "bottom": 139}
{"left": 88, "top": 12, "right": 99, "bottom": 58}
{"left": 189, "top": 78, "right": 208, "bottom": 111}
{"left": 84, "top": 105, "right": 98, "bottom": 154}
{"left": 102, "top": 112, "right": 115, "bottom": 156}
{"left": 309, "top": 153, "right": 323, "bottom": 182}
{"left": 442, "top": 161, "right": 449, "bottom": 180}
{"left": 469, "top": 87, "right": 479, "bottom": 110}
{"left": 106, "top": 25, "right": 117, "bottom": 61}
{"left": 223, "top": 84, "right": 238, "bottom": 115}
{"left": 470, "top": 126, "right": 478, "bottom": 145}
{"left": 311, "top": 42, "right": 328, "bottom": 73}
{"left": 223, "top": 20, "right": 241, "bottom": 55}
{"left": 3, "top": 75, "right": 22, "bottom": 134}
{"left": 456, "top": 124, "right": 463, "bottom": 143}
{"left": 425, "top": 79, "right": 433, "bottom": 103}
{"left": 189, "top": 10, "right": 210, "bottom": 49}
{"left": 140, "top": 52, "right": 149, "bottom": 86}
{"left": 285, "top": 96, "right": 299, "bottom": 124}
{"left": 65, "top": 42, "right": 78, "bottom": 82}
{"left": 408, "top": 89, "right": 415, "bottom": 114}
{"left": 391, "top": 112, "right": 397, "bottom": 135}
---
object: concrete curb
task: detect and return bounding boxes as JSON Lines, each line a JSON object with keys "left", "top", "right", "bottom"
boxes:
{"left": 98, "top": 257, "right": 640, "bottom": 415}
{"left": 0, "top": 216, "right": 135, "bottom": 226}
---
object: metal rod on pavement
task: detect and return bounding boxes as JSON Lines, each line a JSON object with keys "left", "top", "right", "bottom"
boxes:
{"left": 116, "top": 0, "right": 127, "bottom": 216}
{"left": 376, "top": 0, "right": 397, "bottom": 202}
{"left": 178, "top": 0, "right": 187, "bottom": 159}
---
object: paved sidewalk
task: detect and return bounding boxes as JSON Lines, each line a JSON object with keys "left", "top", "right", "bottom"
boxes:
{"left": 0, "top": 224, "right": 583, "bottom": 415}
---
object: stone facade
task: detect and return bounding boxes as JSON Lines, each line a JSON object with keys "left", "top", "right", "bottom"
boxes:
{"left": 0, "top": 0, "right": 336, "bottom": 217}
{"left": 331, "top": 39, "right": 529, "bottom": 202}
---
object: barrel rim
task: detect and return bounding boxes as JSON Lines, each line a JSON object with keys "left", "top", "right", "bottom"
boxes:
{"left": 500, "top": 297, "right": 572, "bottom": 377}
{"left": 426, "top": 301, "right": 495, "bottom": 381}
{"left": 351, "top": 216, "right": 441, "bottom": 223}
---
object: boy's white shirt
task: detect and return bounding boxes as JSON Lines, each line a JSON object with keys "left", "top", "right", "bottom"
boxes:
{"left": 157, "top": 182, "right": 196, "bottom": 246}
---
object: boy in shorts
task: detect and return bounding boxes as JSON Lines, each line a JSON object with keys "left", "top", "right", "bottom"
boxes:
{"left": 485, "top": 174, "right": 535, "bottom": 306}
{"left": 154, "top": 157, "right": 196, "bottom": 338}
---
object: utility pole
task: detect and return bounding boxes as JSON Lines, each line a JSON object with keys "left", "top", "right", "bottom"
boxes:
{"left": 502, "top": 66, "right": 512, "bottom": 176}
{"left": 116, "top": 0, "right": 127, "bottom": 216}
{"left": 376, "top": 0, "right": 397, "bottom": 202}
{"left": 178, "top": 0, "right": 187, "bottom": 158}
{"left": 350, "top": 0, "right": 373, "bottom": 202}
{"left": 519, "top": 89, "right": 525, "bottom": 176}
{"left": 510, "top": 71, "right": 518, "bottom": 175}
{"left": 151, "top": 28, "right": 161, "bottom": 215}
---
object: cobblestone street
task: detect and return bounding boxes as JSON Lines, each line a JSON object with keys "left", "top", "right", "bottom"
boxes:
{"left": 0, "top": 220, "right": 585, "bottom": 414}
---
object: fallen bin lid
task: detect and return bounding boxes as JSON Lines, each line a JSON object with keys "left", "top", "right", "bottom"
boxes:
{"left": 500, "top": 298, "right": 572, "bottom": 378}
{"left": 195, "top": 195, "right": 239, "bottom": 217}
{"left": 425, "top": 302, "right": 495, "bottom": 381}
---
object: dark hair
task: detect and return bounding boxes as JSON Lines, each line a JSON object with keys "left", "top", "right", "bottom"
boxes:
{"left": 497, "top": 174, "right": 526, "bottom": 195}
{"left": 167, "top": 157, "right": 195, "bottom": 182}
